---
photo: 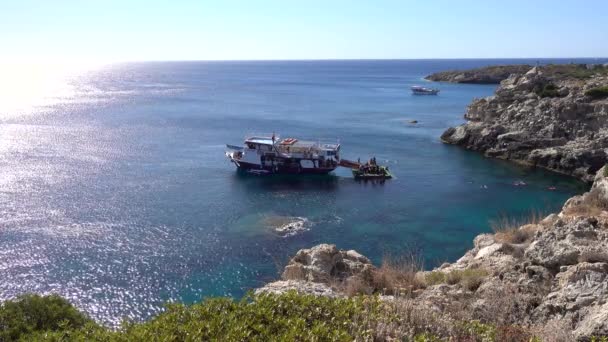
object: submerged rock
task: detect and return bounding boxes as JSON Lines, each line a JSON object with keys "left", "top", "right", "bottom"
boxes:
{"left": 261, "top": 215, "right": 311, "bottom": 237}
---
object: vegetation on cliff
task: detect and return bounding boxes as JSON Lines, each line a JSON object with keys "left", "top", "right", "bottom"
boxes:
{"left": 2, "top": 292, "right": 598, "bottom": 342}
{"left": 586, "top": 86, "right": 608, "bottom": 99}
{"left": 426, "top": 63, "right": 608, "bottom": 84}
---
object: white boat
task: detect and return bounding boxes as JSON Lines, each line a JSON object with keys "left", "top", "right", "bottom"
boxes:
{"left": 226, "top": 134, "right": 341, "bottom": 174}
{"left": 411, "top": 86, "right": 440, "bottom": 95}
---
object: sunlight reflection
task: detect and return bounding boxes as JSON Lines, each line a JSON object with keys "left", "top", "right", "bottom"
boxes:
{"left": 0, "top": 61, "right": 102, "bottom": 118}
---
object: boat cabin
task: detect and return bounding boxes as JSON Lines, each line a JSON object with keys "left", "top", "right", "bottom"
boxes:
{"left": 243, "top": 135, "right": 340, "bottom": 160}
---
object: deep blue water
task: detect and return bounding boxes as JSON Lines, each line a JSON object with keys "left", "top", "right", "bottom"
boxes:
{"left": 1, "top": 59, "right": 601, "bottom": 325}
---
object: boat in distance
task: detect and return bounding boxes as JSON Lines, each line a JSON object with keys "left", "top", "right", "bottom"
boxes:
{"left": 411, "top": 85, "right": 440, "bottom": 95}
{"left": 226, "top": 134, "right": 340, "bottom": 174}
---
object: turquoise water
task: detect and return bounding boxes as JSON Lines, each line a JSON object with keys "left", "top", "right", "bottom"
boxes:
{"left": 0, "top": 60, "right": 593, "bottom": 325}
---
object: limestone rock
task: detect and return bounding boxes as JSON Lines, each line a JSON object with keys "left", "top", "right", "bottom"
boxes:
{"left": 439, "top": 65, "right": 608, "bottom": 182}
{"left": 255, "top": 280, "right": 337, "bottom": 297}
{"left": 281, "top": 244, "right": 374, "bottom": 284}
{"left": 425, "top": 65, "right": 533, "bottom": 84}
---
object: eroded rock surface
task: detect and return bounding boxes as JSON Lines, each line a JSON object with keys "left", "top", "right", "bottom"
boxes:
{"left": 440, "top": 65, "right": 608, "bottom": 182}
{"left": 425, "top": 65, "right": 533, "bottom": 84}
{"left": 256, "top": 244, "right": 375, "bottom": 296}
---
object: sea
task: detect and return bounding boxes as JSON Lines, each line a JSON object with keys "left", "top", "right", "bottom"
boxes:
{"left": 1, "top": 59, "right": 604, "bottom": 325}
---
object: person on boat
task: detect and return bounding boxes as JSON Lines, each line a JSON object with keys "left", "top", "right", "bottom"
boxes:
{"left": 272, "top": 132, "right": 276, "bottom": 144}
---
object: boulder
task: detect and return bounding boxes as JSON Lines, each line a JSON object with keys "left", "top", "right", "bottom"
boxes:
{"left": 282, "top": 244, "right": 374, "bottom": 284}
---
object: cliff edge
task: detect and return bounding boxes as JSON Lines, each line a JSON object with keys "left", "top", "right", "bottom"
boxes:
{"left": 440, "top": 65, "right": 608, "bottom": 182}
{"left": 425, "top": 64, "right": 533, "bottom": 84}
{"left": 259, "top": 167, "right": 608, "bottom": 340}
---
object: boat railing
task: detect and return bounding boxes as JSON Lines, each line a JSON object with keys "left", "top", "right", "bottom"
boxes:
{"left": 244, "top": 133, "right": 278, "bottom": 141}
{"left": 244, "top": 133, "right": 339, "bottom": 149}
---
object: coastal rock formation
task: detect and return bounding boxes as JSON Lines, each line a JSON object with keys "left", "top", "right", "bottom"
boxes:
{"left": 425, "top": 65, "right": 532, "bottom": 84}
{"left": 441, "top": 65, "right": 608, "bottom": 182}
{"left": 260, "top": 167, "right": 608, "bottom": 340}
{"left": 256, "top": 244, "right": 376, "bottom": 296}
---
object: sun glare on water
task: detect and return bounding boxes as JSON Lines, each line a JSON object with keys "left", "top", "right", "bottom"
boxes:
{"left": 0, "top": 60, "right": 104, "bottom": 118}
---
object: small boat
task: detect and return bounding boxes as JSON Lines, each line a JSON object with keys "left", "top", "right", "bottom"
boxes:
{"left": 411, "top": 86, "right": 440, "bottom": 95}
{"left": 352, "top": 165, "right": 392, "bottom": 180}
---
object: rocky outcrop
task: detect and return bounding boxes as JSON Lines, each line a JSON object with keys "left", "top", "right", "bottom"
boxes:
{"left": 421, "top": 167, "right": 608, "bottom": 338}
{"left": 441, "top": 65, "right": 608, "bottom": 182}
{"left": 256, "top": 244, "right": 376, "bottom": 296}
{"left": 425, "top": 65, "right": 533, "bottom": 84}
{"left": 259, "top": 168, "right": 608, "bottom": 340}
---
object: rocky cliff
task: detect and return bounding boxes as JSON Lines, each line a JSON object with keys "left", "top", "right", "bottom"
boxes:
{"left": 441, "top": 65, "right": 608, "bottom": 182}
{"left": 258, "top": 167, "right": 608, "bottom": 340}
{"left": 425, "top": 65, "right": 533, "bottom": 84}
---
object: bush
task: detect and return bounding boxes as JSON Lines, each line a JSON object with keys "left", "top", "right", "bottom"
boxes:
{"left": 564, "top": 187, "right": 608, "bottom": 217}
{"left": 0, "top": 294, "right": 93, "bottom": 341}
{"left": 490, "top": 212, "right": 544, "bottom": 244}
{"left": 534, "top": 83, "right": 561, "bottom": 98}
{"left": 6, "top": 292, "right": 591, "bottom": 341}
{"left": 12, "top": 292, "right": 387, "bottom": 341}
{"left": 371, "top": 253, "right": 425, "bottom": 296}
{"left": 586, "top": 86, "right": 608, "bottom": 99}
{"left": 425, "top": 268, "right": 488, "bottom": 291}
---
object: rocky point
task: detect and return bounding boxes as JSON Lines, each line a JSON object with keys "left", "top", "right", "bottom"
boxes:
{"left": 440, "top": 64, "right": 608, "bottom": 182}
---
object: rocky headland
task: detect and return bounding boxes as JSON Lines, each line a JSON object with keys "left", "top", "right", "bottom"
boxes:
{"left": 440, "top": 64, "right": 608, "bottom": 182}
{"left": 258, "top": 166, "right": 608, "bottom": 339}
{"left": 425, "top": 65, "right": 533, "bottom": 84}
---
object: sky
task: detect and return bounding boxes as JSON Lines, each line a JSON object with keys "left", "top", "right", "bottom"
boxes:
{"left": 1, "top": 0, "right": 607, "bottom": 62}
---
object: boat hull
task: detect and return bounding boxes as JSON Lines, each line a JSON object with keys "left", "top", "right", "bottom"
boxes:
{"left": 232, "top": 160, "right": 336, "bottom": 175}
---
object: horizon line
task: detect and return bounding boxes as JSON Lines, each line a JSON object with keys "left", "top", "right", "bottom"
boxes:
{"left": 110, "top": 56, "right": 608, "bottom": 63}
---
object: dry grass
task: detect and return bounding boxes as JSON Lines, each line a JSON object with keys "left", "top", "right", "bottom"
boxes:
{"left": 425, "top": 268, "right": 489, "bottom": 291}
{"left": 531, "top": 319, "right": 575, "bottom": 342}
{"left": 343, "top": 276, "right": 373, "bottom": 297}
{"left": 579, "top": 250, "right": 608, "bottom": 263}
{"left": 371, "top": 253, "right": 425, "bottom": 296}
{"left": 472, "top": 285, "right": 540, "bottom": 327}
{"left": 351, "top": 299, "right": 456, "bottom": 341}
{"left": 563, "top": 187, "right": 608, "bottom": 217}
{"left": 491, "top": 211, "right": 545, "bottom": 244}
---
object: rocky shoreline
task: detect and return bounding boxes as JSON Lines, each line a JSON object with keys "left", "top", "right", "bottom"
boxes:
{"left": 425, "top": 65, "right": 533, "bottom": 84}
{"left": 258, "top": 167, "right": 608, "bottom": 339}
{"left": 440, "top": 64, "right": 608, "bottom": 182}
{"left": 253, "top": 63, "right": 608, "bottom": 340}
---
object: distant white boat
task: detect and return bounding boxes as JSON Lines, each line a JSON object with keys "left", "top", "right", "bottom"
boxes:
{"left": 411, "top": 86, "right": 440, "bottom": 95}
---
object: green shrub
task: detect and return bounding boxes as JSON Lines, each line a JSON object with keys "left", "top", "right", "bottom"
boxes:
{"left": 0, "top": 292, "right": 559, "bottom": 341}
{"left": 585, "top": 86, "right": 608, "bottom": 100}
{"left": 460, "top": 320, "right": 496, "bottom": 341}
{"left": 16, "top": 292, "right": 388, "bottom": 341}
{"left": 534, "top": 83, "right": 561, "bottom": 98}
{"left": 425, "top": 271, "right": 447, "bottom": 285}
{"left": 603, "top": 164, "right": 608, "bottom": 177}
{"left": 0, "top": 294, "right": 93, "bottom": 341}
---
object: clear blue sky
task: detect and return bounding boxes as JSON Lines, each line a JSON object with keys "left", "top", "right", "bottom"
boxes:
{"left": 1, "top": 0, "right": 607, "bottom": 61}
